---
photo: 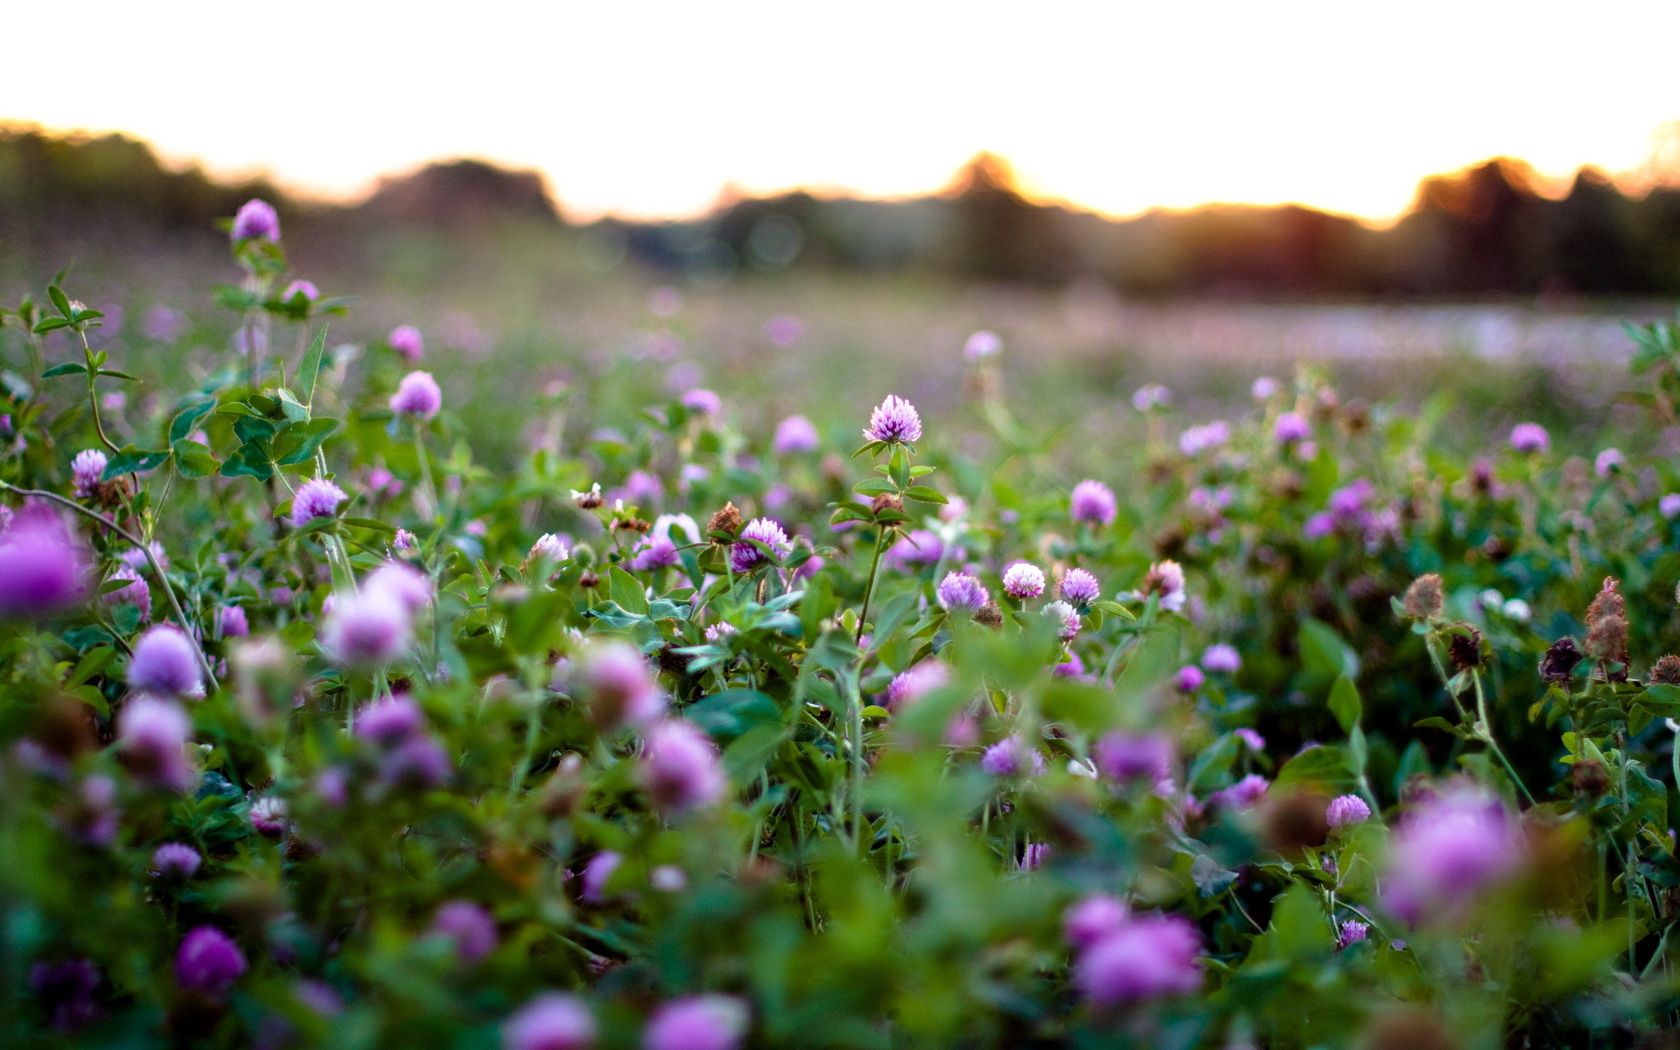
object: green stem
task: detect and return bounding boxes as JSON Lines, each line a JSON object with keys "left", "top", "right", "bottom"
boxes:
{"left": 78, "top": 331, "right": 121, "bottom": 455}
{"left": 855, "top": 527, "right": 889, "bottom": 645}
{"left": 1471, "top": 670, "right": 1535, "bottom": 805}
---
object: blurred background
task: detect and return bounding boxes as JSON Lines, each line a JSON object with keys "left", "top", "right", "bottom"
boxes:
{"left": 3, "top": 1, "right": 1679, "bottom": 454}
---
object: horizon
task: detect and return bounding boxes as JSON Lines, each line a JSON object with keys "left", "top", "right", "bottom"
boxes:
{"left": 5, "top": 1, "right": 1679, "bottom": 225}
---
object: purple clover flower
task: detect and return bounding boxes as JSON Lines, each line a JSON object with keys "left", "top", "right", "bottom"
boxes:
{"left": 118, "top": 696, "right": 193, "bottom": 791}
{"left": 1335, "top": 919, "right": 1370, "bottom": 950}
{"left": 729, "top": 517, "right": 789, "bottom": 574}
{"left": 884, "top": 529, "right": 944, "bottom": 572}
{"left": 1173, "top": 664, "right": 1205, "bottom": 693}
{"left": 580, "top": 850, "right": 622, "bottom": 904}
{"left": 882, "top": 660, "right": 950, "bottom": 709}
{"left": 283, "top": 279, "right": 318, "bottom": 303}
{"left": 963, "top": 330, "right": 1002, "bottom": 361}
{"left": 430, "top": 900, "right": 498, "bottom": 964}
{"left": 640, "top": 719, "right": 727, "bottom": 813}
{"left": 863, "top": 394, "right": 922, "bottom": 444}
{"left": 389, "top": 324, "right": 424, "bottom": 362}
{"left": 128, "top": 626, "right": 204, "bottom": 698}
{"left": 1326, "top": 794, "right": 1373, "bottom": 829}
{"left": 680, "top": 388, "right": 721, "bottom": 416}
{"left": 1382, "top": 784, "right": 1521, "bottom": 925}
{"left": 71, "top": 449, "right": 107, "bottom": 499}
{"left": 231, "top": 199, "right": 280, "bottom": 241}
{"left": 320, "top": 586, "right": 412, "bottom": 668}
{"left": 1509, "top": 422, "right": 1550, "bottom": 454}
{"left": 981, "top": 735, "right": 1045, "bottom": 777}
{"left": 103, "top": 565, "right": 151, "bottom": 621}
{"left": 1060, "top": 568, "right": 1100, "bottom": 605}
{"left": 218, "top": 604, "right": 249, "bottom": 638}
{"left": 175, "top": 926, "right": 247, "bottom": 995}
{"left": 289, "top": 477, "right": 347, "bottom": 528}
{"left": 1002, "top": 561, "right": 1045, "bottom": 600}
{"left": 390, "top": 370, "right": 443, "bottom": 420}
{"left": 151, "top": 842, "right": 202, "bottom": 879}
{"left": 643, "top": 995, "right": 749, "bottom": 1050}
{"left": 1069, "top": 479, "right": 1117, "bottom": 526}
{"left": 0, "top": 514, "right": 88, "bottom": 619}
{"left": 1274, "top": 411, "right": 1311, "bottom": 444}
{"left": 1201, "top": 643, "right": 1241, "bottom": 674}
{"left": 28, "top": 958, "right": 101, "bottom": 1031}
{"left": 503, "top": 993, "right": 597, "bottom": 1050}
{"left": 1064, "top": 895, "right": 1129, "bottom": 950}
{"left": 1092, "top": 731, "right": 1173, "bottom": 784}
{"left": 1044, "top": 600, "right": 1080, "bottom": 640}
{"left": 575, "top": 640, "right": 664, "bottom": 731}
{"left": 1077, "top": 914, "right": 1202, "bottom": 1005}
{"left": 772, "top": 414, "right": 819, "bottom": 455}
{"left": 936, "top": 571, "right": 988, "bottom": 612}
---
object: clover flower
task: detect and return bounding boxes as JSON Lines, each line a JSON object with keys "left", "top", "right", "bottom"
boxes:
{"left": 1382, "top": 783, "right": 1522, "bottom": 925}
{"left": 390, "top": 370, "right": 443, "bottom": 420}
{"left": 643, "top": 995, "right": 749, "bottom": 1050}
{"left": 103, "top": 565, "right": 151, "bottom": 621}
{"left": 289, "top": 477, "right": 347, "bottom": 528}
{"left": 680, "top": 388, "right": 721, "bottom": 416}
{"left": 1002, "top": 561, "right": 1045, "bottom": 600}
{"left": 175, "top": 927, "right": 246, "bottom": 996}
{"left": 1274, "top": 411, "right": 1311, "bottom": 444}
{"left": 1044, "top": 600, "right": 1081, "bottom": 640}
{"left": 1092, "top": 731, "right": 1173, "bottom": 784}
{"left": 963, "top": 330, "right": 1002, "bottom": 361}
{"left": 1059, "top": 567, "right": 1100, "bottom": 605}
{"left": 128, "top": 626, "right": 204, "bottom": 698}
{"left": 981, "top": 735, "right": 1046, "bottom": 777}
{"left": 575, "top": 640, "right": 664, "bottom": 731}
{"left": 728, "top": 517, "right": 789, "bottom": 574}
{"left": 217, "top": 604, "right": 248, "bottom": 638}
{"left": 882, "top": 660, "right": 950, "bottom": 709}
{"left": 1064, "top": 895, "right": 1130, "bottom": 950}
{"left": 1326, "top": 794, "right": 1372, "bottom": 829}
{"left": 389, "top": 324, "right": 424, "bottom": 362}
{"left": 320, "top": 585, "right": 411, "bottom": 668}
{"left": 430, "top": 901, "right": 498, "bottom": 964}
{"left": 117, "top": 696, "right": 194, "bottom": 791}
{"left": 772, "top": 414, "right": 819, "bottom": 455}
{"left": 1201, "top": 643, "right": 1240, "bottom": 674}
{"left": 71, "top": 449, "right": 107, "bottom": 499}
{"left": 503, "top": 994, "right": 597, "bottom": 1050}
{"left": 863, "top": 394, "right": 922, "bottom": 444}
{"left": 1509, "top": 422, "right": 1549, "bottom": 454}
{"left": 1069, "top": 479, "right": 1116, "bottom": 526}
{"left": 1076, "top": 914, "right": 1202, "bottom": 1005}
{"left": 1141, "top": 559, "right": 1186, "bottom": 613}
{"left": 231, "top": 198, "right": 280, "bottom": 241}
{"left": 640, "top": 720, "right": 727, "bottom": 813}
{"left": 150, "top": 842, "right": 202, "bottom": 880}
{"left": 937, "top": 571, "right": 988, "bottom": 612}
{"left": 0, "top": 513, "right": 88, "bottom": 619}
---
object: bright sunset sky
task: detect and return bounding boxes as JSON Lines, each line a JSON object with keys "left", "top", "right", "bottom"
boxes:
{"left": 6, "top": 1, "right": 1678, "bottom": 223}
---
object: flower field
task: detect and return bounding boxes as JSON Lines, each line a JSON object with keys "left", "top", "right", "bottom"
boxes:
{"left": 5, "top": 202, "right": 1680, "bottom": 1048}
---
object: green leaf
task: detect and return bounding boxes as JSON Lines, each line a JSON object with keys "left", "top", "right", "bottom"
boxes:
{"left": 31, "top": 317, "right": 72, "bottom": 334}
{"left": 686, "top": 689, "right": 782, "bottom": 741}
{"left": 903, "top": 485, "right": 947, "bottom": 505}
{"left": 101, "top": 445, "right": 170, "bottom": 480}
{"left": 298, "top": 325, "right": 329, "bottom": 408}
{"left": 608, "top": 566, "right": 650, "bottom": 615}
{"left": 219, "top": 442, "right": 274, "bottom": 480}
{"left": 233, "top": 415, "right": 278, "bottom": 445}
{"left": 168, "top": 396, "right": 217, "bottom": 445}
{"left": 275, "top": 388, "right": 310, "bottom": 423}
{"left": 1328, "top": 674, "right": 1361, "bottom": 734}
{"left": 1299, "top": 618, "right": 1358, "bottom": 683}
{"left": 40, "top": 361, "right": 87, "bottom": 378}
{"left": 172, "top": 441, "right": 218, "bottom": 479}
{"left": 271, "top": 417, "right": 339, "bottom": 465}
{"left": 96, "top": 368, "right": 138, "bottom": 381}
{"left": 47, "top": 284, "right": 72, "bottom": 319}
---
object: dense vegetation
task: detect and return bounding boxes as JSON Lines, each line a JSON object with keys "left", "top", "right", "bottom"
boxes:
{"left": 4, "top": 202, "right": 1680, "bottom": 1047}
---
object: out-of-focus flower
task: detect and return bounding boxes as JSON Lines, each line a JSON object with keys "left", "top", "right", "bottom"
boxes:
{"left": 503, "top": 993, "right": 597, "bottom": 1050}
{"left": 643, "top": 995, "right": 749, "bottom": 1050}
{"left": 640, "top": 720, "right": 726, "bottom": 813}
{"left": 218, "top": 604, "right": 249, "bottom": 639}
{"left": 320, "top": 586, "right": 411, "bottom": 668}
{"left": 1064, "top": 895, "right": 1130, "bottom": 950}
{"left": 1173, "top": 665, "right": 1205, "bottom": 693}
{"left": 1382, "top": 783, "right": 1522, "bottom": 925}
{"left": 963, "top": 330, "right": 1002, "bottom": 361}
{"left": 1141, "top": 559, "right": 1186, "bottom": 613}
{"left": 0, "top": 514, "right": 88, "bottom": 619}
{"left": 529, "top": 533, "right": 570, "bottom": 563}
{"left": 1509, "top": 422, "right": 1550, "bottom": 454}
{"left": 1131, "top": 384, "right": 1171, "bottom": 411}
{"left": 231, "top": 199, "right": 280, "bottom": 241}
{"left": 128, "top": 626, "right": 203, "bottom": 698}
{"left": 150, "top": 842, "right": 202, "bottom": 880}
{"left": 863, "top": 395, "right": 922, "bottom": 444}
{"left": 1251, "top": 376, "right": 1280, "bottom": 400}
{"left": 283, "top": 279, "right": 319, "bottom": 303}
{"left": 575, "top": 640, "right": 664, "bottom": 731}
{"left": 103, "top": 565, "right": 151, "bottom": 621}
{"left": 680, "top": 388, "right": 721, "bottom": 416}
{"left": 389, "top": 325, "right": 424, "bottom": 362}
{"left": 1178, "top": 421, "right": 1230, "bottom": 456}
{"left": 882, "top": 660, "right": 949, "bottom": 709}
{"left": 1662, "top": 494, "right": 1680, "bottom": 520}
{"left": 773, "top": 414, "right": 819, "bottom": 455}
{"left": 28, "top": 958, "right": 101, "bottom": 1031}
{"left": 1594, "top": 448, "right": 1624, "bottom": 477}
{"left": 1274, "top": 411, "right": 1311, "bottom": 444}
{"left": 1077, "top": 914, "right": 1201, "bottom": 1005}
{"left": 390, "top": 371, "right": 443, "bottom": 420}
{"left": 1335, "top": 919, "right": 1370, "bottom": 950}
{"left": 1201, "top": 643, "right": 1240, "bottom": 674}
{"left": 430, "top": 901, "right": 498, "bottom": 964}
{"left": 364, "top": 561, "right": 433, "bottom": 614}
{"left": 884, "top": 529, "right": 944, "bottom": 572}
{"left": 249, "top": 796, "right": 287, "bottom": 836}
{"left": 118, "top": 696, "right": 194, "bottom": 791}
{"left": 1002, "top": 562, "right": 1045, "bottom": 600}
{"left": 175, "top": 927, "right": 246, "bottom": 995}
{"left": 580, "top": 851, "right": 623, "bottom": 904}
{"left": 1069, "top": 479, "right": 1117, "bottom": 526}
{"left": 981, "top": 735, "right": 1045, "bottom": 777}
{"left": 1092, "top": 731, "right": 1173, "bottom": 784}
{"left": 1210, "top": 773, "right": 1270, "bottom": 811}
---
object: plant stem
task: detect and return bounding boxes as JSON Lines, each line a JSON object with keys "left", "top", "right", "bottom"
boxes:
{"left": 78, "top": 330, "right": 121, "bottom": 455}
{"left": 1470, "top": 670, "right": 1535, "bottom": 805}
{"left": 855, "top": 527, "right": 889, "bottom": 645}
{"left": 1, "top": 481, "right": 218, "bottom": 692}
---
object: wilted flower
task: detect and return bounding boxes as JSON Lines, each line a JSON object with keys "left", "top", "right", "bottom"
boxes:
{"left": 503, "top": 993, "right": 597, "bottom": 1050}
{"left": 937, "top": 571, "right": 988, "bottom": 612}
{"left": 127, "top": 625, "right": 204, "bottom": 698}
{"left": 175, "top": 927, "right": 246, "bottom": 995}
{"left": 389, "top": 324, "right": 424, "bottom": 362}
{"left": 430, "top": 901, "right": 498, "bottom": 964}
{"left": 1077, "top": 914, "right": 1202, "bottom": 1005}
{"left": 1059, "top": 567, "right": 1100, "bottom": 605}
{"left": 1325, "top": 794, "right": 1372, "bottom": 828}
{"left": 863, "top": 394, "right": 922, "bottom": 444}
{"left": 640, "top": 720, "right": 726, "bottom": 813}
{"left": 1002, "top": 561, "right": 1045, "bottom": 600}
{"left": 729, "top": 517, "right": 790, "bottom": 574}
{"left": 1382, "top": 783, "right": 1521, "bottom": 925}
{"left": 231, "top": 198, "right": 280, "bottom": 241}
{"left": 1509, "top": 422, "right": 1550, "bottom": 454}
{"left": 289, "top": 477, "right": 347, "bottom": 528}
{"left": 1069, "top": 479, "right": 1116, "bottom": 525}
{"left": 1401, "top": 574, "right": 1444, "bottom": 620}
{"left": 70, "top": 449, "right": 107, "bottom": 499}
{"left": 390, "top": 370, "right": 443, "bottom": 420}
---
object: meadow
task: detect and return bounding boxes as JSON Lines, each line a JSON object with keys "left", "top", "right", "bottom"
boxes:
{"left": 2, "top": 200, "right": 1680, "bottom": 1047}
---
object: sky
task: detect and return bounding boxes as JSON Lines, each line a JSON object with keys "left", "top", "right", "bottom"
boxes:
{"left": 6, "top": 1, "right": 1679, "bottom": 223}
